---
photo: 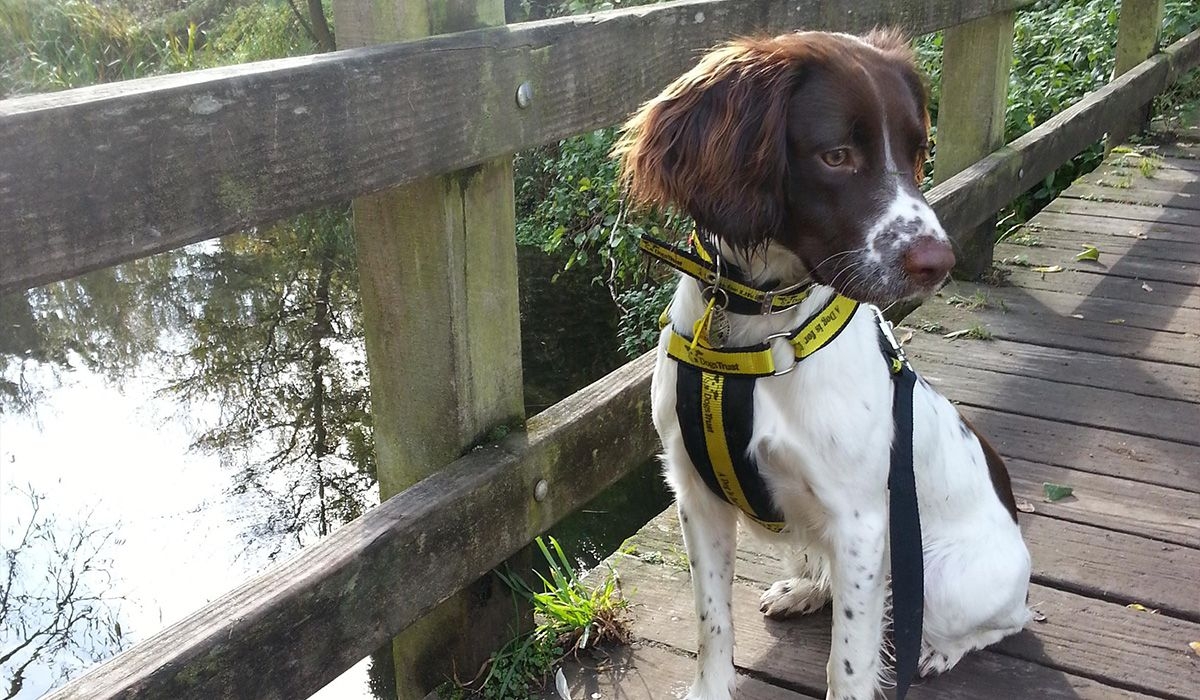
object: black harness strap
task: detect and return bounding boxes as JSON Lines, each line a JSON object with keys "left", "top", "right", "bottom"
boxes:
{"left": 888, "top": 362, "right": 923, "bottom": 700}
{"left": 675, "top": 364, "right": 787, "bottom": 531}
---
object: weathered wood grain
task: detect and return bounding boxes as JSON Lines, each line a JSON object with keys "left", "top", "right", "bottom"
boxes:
{"left": 1062, "top": 181, "right": 1200, "bottom": 211}
{"left": 631, "top": 507, "right": 1200, "bottom": 623}
{"left": 927, "top": 28, "right": 1200, "bottom": 238}
{"left": 337, "top": 0, "right": 528, "bottom": 694}
{"left": 1107, "top": 0, "right": 1166, "bottom": 146}
{"left": 612, "top": 526, "right": 1167, "bottom": 699}
{"left": 1007, "top": 458, "right": 1200, "bottom": 548}
{"left": 539, "top": 645, "right": 820, "bottom": 700}
{"left": 1044, "top": 197, "right": 1200, "bottom": 229}
{"left": 0, "top": 0, "right": 1038, "bottom": 294}
{"left": 956, "top": 405, "right": 1200, "bottom": 493}
{"left": 994, "top": 265, "right": 1200, "bottom": 309}
{"left": 1084, "top": 168, "right": 1200, "bottom": 195}
{"left": 995, "top": 238, "right": 1200, "bottom": 286}
{"left": 1028, "top": 210, "right": 1200, "bottom": 247}
{"left": 45, "top": 353, "right": 659, "bottom": 700}
{"left": 904, "top": 332, "right": 1200, "bottom": 404}
{"left": 995, "top": 584, "right": 1200, "bottom": 700}
{"left": 1021, "top": 516, "right": 1200, "bottom": 622}
{"left": 908, "top": 281, "right": 1200, "bottom": 363}
{"left": 933, "top": 10, "right": 1015, "bottom": 277}
{"left": 917, "top": 359, "right": 1200, "bottom": 446}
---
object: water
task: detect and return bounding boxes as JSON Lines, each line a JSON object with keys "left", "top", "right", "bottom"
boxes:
{"left": 0, "top": 233, "right": 669, "bottom": 699}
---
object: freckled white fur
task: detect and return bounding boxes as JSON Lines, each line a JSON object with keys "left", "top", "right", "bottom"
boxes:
{"left": 654, "top": 245, "right": 1031, "bottom": 700}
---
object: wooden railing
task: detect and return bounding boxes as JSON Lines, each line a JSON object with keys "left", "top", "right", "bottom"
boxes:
{"left": 1, "top": 0, "right": 1195, "bottom": 697}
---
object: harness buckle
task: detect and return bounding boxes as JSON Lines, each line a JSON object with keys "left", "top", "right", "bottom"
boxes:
{"left": 764, "top": 331, "right": 798, "bottom": 377}
{"left": 873, "top": 307, "right": 910, "bottom": 371}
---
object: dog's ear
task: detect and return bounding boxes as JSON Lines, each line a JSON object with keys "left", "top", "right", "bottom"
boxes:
{"left": 615, "top": 40, "right": 801, "bottom": 249}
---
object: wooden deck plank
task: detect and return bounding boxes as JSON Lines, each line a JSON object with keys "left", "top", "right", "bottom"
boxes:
{"left": 995, "top": 238, "right": 1200, "bottom": 286}
{"left": 993, "top": 265, "right": 1200, "bottom": 309}
{"left": 904, "top": 333, "right": 1200, "bottom": 404}
{"left": 615, "top": 513, "right": 1191, "bottom": 698}
{"left": 956, "top": 405, "right": 1200, "bottom": 493}
{"left": 1006, "top": 458, "right": 1200, "bottom": 548}
{"left": 1028, "top": 210, "right": 1200, "bottom": 246}
{"left": 1020, "top": 517, "right": 1200, "bottom": 622}
{"left": 1044, "top": 198, "right": 1200, "bottom": 229}
{"left": 540, "top": 645, "right": 819, "bottom": 700}
{"left": 1063, "top": 182, "right": 1200, "bottom": 211}
{"left": 908, "top": 283, "right": 1200, "bottom": 366}
{"left": 915, "top": 361, "right": 1200, "bottom": 446}
{"left": 630, "top": 510, "right": 1200, "bottom": 622}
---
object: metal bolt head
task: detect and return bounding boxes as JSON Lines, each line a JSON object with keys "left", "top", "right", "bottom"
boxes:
{"left": 516, "top": 81, "right": 534, "bottom": 109}
{"left": 534, "top": 479, "right": 549, "bottom": 502}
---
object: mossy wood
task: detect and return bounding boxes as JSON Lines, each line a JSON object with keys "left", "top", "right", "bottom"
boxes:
{"left": 333, "top": 0, "right": 526, "bottom": 695}
{"left": 0, "top": 0, "right": 1038, "bottom": 294}
{"left": 934, "top": 11, "right": 1015, "bottom": 278}
{"left": 1108, "top": 0, "right": 1167, "bottom": 147}
{"left": 41, "top": 354, "right": 658, "bottom": 700}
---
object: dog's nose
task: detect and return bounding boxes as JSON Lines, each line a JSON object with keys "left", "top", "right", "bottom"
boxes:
{"left": 903, "top": 237, "right": 955, "bottom": 285}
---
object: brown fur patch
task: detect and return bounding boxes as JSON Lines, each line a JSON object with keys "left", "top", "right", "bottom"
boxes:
{"left": 962, "top": 415, "right": 1019, "bottom": 523}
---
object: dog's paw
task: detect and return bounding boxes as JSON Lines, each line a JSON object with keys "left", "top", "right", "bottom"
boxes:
{"left": 759, "top": 577, "right": 830, "bottom": 618}
{"left": 918, "top": 642, "right": 957, "bottom": 678}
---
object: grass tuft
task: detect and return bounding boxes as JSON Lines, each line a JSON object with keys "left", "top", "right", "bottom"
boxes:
{"left": 446, "top": 536, "right": 630, "bottom": 699}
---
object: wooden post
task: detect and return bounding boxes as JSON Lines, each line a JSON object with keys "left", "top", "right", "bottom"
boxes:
{"left": 333, "top": 1, "right": 526, "bottom": 698}
{"left": 1108, "top": 0, "right": 1166, "bottom": 147}
{"left": 934, "top": 11, "right": 1016, "bottom": 279}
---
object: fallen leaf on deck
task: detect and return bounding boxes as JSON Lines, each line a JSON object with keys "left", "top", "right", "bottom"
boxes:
{"left": 895, "top": 327, "right": 915, "bottom": 345}
{"left": 1126, "top": 603, "right": 1159, "bottom": 614}
{"left": 1016, "top": 499, "right": 1036, "bottom": 513}
{"left": 1135, "top": 232, "right": 1149, "bottom": 239}
{"left": 1032, "top": 611, "right": 1047, "bottom": 623}
{"left": 1141, "top": 282, "right": 1154, "bottom": 292}
{"left": 1042, "top": 482, "right": 1074, "bottom": 502}
{"left": 1190, "top": 641, "right": 1200, "bottom": 655}
{"left": 1032, "top": 265, "right": 1064, "bottom": 273}
{"left": 1075, "top": 245, "right": 1101, "bottom": 261}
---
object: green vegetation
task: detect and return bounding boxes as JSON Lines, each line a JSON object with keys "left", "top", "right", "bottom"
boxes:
{"left": 444, "top": 537, "right": 630, "bottom": 699}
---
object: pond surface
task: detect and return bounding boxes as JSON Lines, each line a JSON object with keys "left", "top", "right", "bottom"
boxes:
{"left": 0, "top": 230, "right": 669, "bottom": 699}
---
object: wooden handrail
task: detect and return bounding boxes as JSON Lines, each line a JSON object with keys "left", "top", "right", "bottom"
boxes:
{"left": 0, "top": 0, "right": 1034, "bottom": 294}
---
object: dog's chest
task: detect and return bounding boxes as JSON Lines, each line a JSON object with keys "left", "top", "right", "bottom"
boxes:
{"left": 749, "top": 330, "right": 895, "bottom": 481}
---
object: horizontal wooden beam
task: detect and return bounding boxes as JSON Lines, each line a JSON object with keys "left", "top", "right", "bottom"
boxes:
{"left": 45, "top": 353, "right": 658, "bottom": 700}
{"left": 0, "top": 0, "right": 1035, "bottom": 294}
{"left": 929, "top": 27, "right": 1200, "bottom": 239}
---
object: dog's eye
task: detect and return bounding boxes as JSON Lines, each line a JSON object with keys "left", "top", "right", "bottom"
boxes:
{"left": 821, "top": 148, "right": 852, "bottom": 168}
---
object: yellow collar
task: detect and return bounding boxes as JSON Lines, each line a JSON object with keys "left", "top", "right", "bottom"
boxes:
{"left": 638, "top": 234, "right": 814, "bottom": 315}
{"left": 665, "top": 294, "right": 860, "bottom": 377}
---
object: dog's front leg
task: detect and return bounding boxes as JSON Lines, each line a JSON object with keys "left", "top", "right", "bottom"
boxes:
{"left": 825, "top": 505, "right": 888, "bottom": 700}
{"left": 678, "top": 492, "right": 738, "bottom": 700}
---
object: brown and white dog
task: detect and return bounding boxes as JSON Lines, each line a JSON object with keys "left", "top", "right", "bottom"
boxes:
{"left": 616, "top": 30, "right": 1031, "bottom": 700}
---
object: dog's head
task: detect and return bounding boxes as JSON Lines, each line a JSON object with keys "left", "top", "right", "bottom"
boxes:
{"left": 617, "top": 29, "right": 953, "bottom": 305}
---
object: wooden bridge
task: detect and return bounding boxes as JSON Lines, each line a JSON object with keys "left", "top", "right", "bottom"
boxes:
{"left": 547, "top": 137, "right": 1200, "bottom": 699}
{"left": 1, "top": 0, "right": 1196, "bottom": 699}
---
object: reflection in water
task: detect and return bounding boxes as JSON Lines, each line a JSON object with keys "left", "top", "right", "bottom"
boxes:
{"left": 0, "top": 217, "right": 667, "bottom": 699}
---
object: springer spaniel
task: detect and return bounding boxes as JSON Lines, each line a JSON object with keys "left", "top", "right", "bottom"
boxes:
{"left": 615, "top": 30, "right": 1032, "bottom": 700}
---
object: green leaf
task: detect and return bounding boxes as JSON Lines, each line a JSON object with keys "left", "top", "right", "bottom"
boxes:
{"left": 1074, "top": 245, "right": 1100, "bottom": 261}
{"left": 1042, "top": 482, "right": 1074, "bottom": 502}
